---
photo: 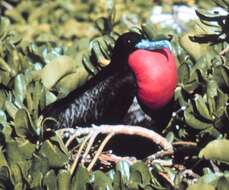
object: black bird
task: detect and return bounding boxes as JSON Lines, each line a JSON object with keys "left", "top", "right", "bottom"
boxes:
{"left": 41, "top": 32, "right": 177, "bottom": 129}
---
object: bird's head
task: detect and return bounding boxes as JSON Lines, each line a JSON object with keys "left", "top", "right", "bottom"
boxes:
{"left": 110, "top": 32, "right": 142, "bottom": 69}
{"left": 111, "top": 32, "right": 177, "bottom": 110}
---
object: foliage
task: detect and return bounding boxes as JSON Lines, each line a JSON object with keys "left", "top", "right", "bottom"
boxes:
{"left": 0, "top": 0, "right": 229, "bottom": 189}
{"left": 0, "top": 109, "right": 172, "bottom": 189}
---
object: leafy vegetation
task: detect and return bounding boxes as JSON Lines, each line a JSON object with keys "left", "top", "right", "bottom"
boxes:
{"left": 0, "top": 0, "right": 229, "bottom": 189}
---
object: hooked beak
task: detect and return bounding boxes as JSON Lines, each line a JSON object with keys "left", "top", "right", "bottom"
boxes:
{"left": 135, "top": 39, "right": 172, "bottom": 51}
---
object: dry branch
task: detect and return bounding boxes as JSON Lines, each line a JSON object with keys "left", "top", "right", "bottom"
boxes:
{"left": 87, "top": 132, "right": 114, "bottom": 171}
{"left": 99, "top": 152, "right": 137, "bottom": 165}
{"left": 99, "top": 152, "right": 173, "bottom": 166}
{"left": 58, "top": 124, "right": 173, "bottom": 152}
{"left": 57, "top": 124, "right": 174, "bottom": 171}
{"left": 70, "top": 133, "right": 91, "bottom": 174}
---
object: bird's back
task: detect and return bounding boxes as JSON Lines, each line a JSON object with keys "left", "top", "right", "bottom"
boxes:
{"left": 41, "top": 70, "right": 137, "bottom": 129}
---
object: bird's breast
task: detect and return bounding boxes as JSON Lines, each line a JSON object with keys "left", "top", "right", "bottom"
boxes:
{"left": 128, "top": 48, "right": 177, "bottom": 110}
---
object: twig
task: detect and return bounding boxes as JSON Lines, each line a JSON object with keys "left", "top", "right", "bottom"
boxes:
{"left": 99, "top": 152, "right": 137, "bottom": 165}
{"left": 149, "top": 159, "right": 173, "bottom": 166}
{"left": 58, "top": 124, "right": 174, "bottom": 170}
{"left": 220, "top": 45, "right": 229, "bottom": 63}
{"left": 87, "top": 132, "right": 114, "bottom": 171}
{"left": 220, "top": 45, "right": 229, "bottom": 56}
{"left": 70, "top": 134, "right": 91, "bottom": 174}
{"left": 1, "top": 1, "right": 13, "bottom": 10}
{"left": 65, "top": 128, "right": 82, "bottom": 147}
{"left": 58, "top": 124, "right": 173, "bottom": 153}
{"left": 99, "top": 152, "right": 173, "bottom": 167}
{"left": 159, "top": 172, "right": 174, "bottom": 186}
{"left": 145, "top": 150, "right": 174, "bottom": 166}
{"left": 173, "top": 141, "right": 197, "bottom": 147}
{"left": 81, "top": 132, "right": 99, "bottom": 163}
{"left": 210, "top": 160, "right": 220, "bottom": 173}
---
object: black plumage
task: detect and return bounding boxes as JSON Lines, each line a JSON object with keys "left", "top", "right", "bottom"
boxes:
{"left": 41, "top": 32, "right": 143, "bottom": 129}
{"left": 123, "top": 97, "right": 154, "bottom": 128}
{"left": 42, "top": 70, "right": 136, "bottom": 128}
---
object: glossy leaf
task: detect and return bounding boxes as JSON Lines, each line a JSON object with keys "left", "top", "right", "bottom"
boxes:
{"left": 194, "top": 95, "right": 212, "bottom": 121}
{"left": 92, "top": 171, "right": 113, "bottom": 190}
{"left": 71, "top": 166, "right": 90, "bottom": 190}
{"left": 14, "top": 74, "right": 26, "bottom": 106}
{"left": 57, "top": 169, "right": 71, "bottom": 190}
{"left": 43, "top": 170, "right": 57, "bottom": 190}
{"left": 187, "top": 183, "right": 215, "bottom": 190}
{"left": 199, "top": 139, "right": 229, "bottom": 163}
{"left": 0, "top": 147, "right": 7, "bottom": 168}
{"left": 216, "top": 176, "right": 229, "bottom": 190}
{"left": 41, "top": 56, "right": 76, "bottom": 89}
{"left": 184, "top": 110, "right": 213, "bottom": 130}
{"left": 130, "top": 161, "right": 151, "bottom": 186}
{"left": 38, "top": 137, "right": 69, "bottom": 168}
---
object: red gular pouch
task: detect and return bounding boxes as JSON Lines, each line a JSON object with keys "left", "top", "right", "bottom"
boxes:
{"left": 128, "top": 48, "right": 177, "bottom": 110}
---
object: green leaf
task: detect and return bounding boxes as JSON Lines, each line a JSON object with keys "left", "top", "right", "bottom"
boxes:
{"left": 82, "top": 54, "right": 99, "bottom": 75}
{"left": 14, "top": 108, "right": 38, "bottom": 138}
{"left": 32, "top": 81, "right": 44, "bottom": 116}
{"left": 179, "top": 32, "right": 210, "bottom": 61}
{"left": 130, "top": 161, "right": 151, "bottom": 186}
{"left": 43, "top": 170, "right": 57, "bottom": 190}
{"left": 41, "top": 56, "right": 76, "bottom": 89}
{"left": 14, "top": 74, "right": 26, "bottom": 106}
{"left": 198, "top": 169, "right": 220, "bottom": 185}
{"left": 0, "top": 166, "right": 13, "bottom": 190}
{"left": 107, "top": 169, "right": 115, "bottom": 181}
{"left": 187, "top": 183, "right": 215, "bottom": 190}
{"left": 91, "top": 40, "right": 110, "bottom": 67}
{"left": 195, "top": 95, "right": 212, "bottom": 121}
{"left": 141, "top": 23, "right": 156, "bottom": 39}
{"left": 214, "top": 66, "right": 229, "bottom": 88}
{"left": 184, "top": 110, "right": 213, "bottom": 130}
{"left": 174, "top": 87, "right": 187, "bottom": 107}
{"left": 45, "top": 91, "right": 57, "bottom": 106}
{"left": 113, "top": 169, "right": 128, "bottom": 190}
{"left": 0, "top": 58, "right": 13, "bottom": 76}
{"left": 207, "top": 80, "right": 218, "bottom": 98}
{"left": 115, "top": 161, "right": 130, "bottom": 184}
{"left": 216, "top": 176, "right": 229, "bottom": 190}
{"left": 14, "top": 109, "right": 31, "bottom": 137}
{"left": 10, "top": 164, "right": 23, "bottom": 186}
{"left": 71, "top": 166, "right": 90, "bottom": 190}
{"left": 57, "top": 169, "right": 71, "bottom": 190}
{"left": 95, "top": 17, "right": 112, "bottom": 34}
{"left": 4, "top": 100, "right": 18, "bottom": 119}
{"left": 92, "top": 171, "right": 113, "bottom": 190}
{"left": 0, "top": 147, "right": 7, "bottom": 168}
{"left": 14, "top": 183, "right": 23, "bottom": 190}
{"left": 183, "top": 81, "right": 200, "bottom": 93}
{"left": 55, "top": 66, "right": 89, "bottom": 96}
{"left": 0, "top": 17, "right": 10, "bottom": 36}
{"left": 38, "top": 137, "right": 69, "bottom": 168}
{"left": 29, "top": 154, "right": 49, "bottom": 188}
{"left": 199, "top": 139, "right": 229, "bottom": 163}
{"left": 215, "top": 90, "right": 228, "bottom": 117}
{"left": 178, "top": 61, "right": 190, "bottom": 83}
{"left": 6, "top": 137, "right": 36, "bottom": 164}
{"left": 0, "top": 109, "right": 7, "bottom": 127}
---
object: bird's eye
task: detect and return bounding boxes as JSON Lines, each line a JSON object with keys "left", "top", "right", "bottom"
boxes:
{"left": 127, "top": 40, "right": 131, "bottom": 44}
